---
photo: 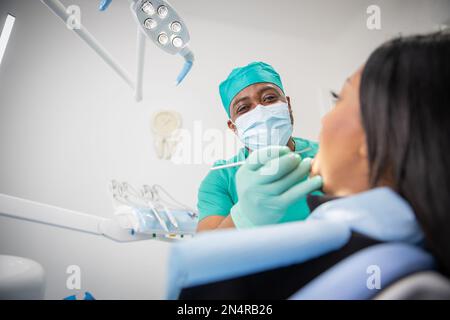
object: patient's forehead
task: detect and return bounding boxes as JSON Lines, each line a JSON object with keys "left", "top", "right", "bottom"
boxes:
{"left": 349, "top": 67, "right": 364, "bottom": 86}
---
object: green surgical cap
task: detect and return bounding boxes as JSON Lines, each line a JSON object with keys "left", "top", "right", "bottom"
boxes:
{"left": 219, "top": 62, "right": 285, "bottom": 117}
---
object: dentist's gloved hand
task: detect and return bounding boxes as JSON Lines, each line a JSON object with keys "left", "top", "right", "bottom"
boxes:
{"left": 231, "top": 146, "right": 323, "bottom": 229}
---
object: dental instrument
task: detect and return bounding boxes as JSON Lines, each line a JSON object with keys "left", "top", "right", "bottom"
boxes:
{"left": 152, "top": 184, "right": 198, "bottom": 219}
{"left": 140, "top": 184, "right": 170, "bottom": 232}
{"left": 0, "top": 14, "right": 15, "bottom": 67}
{"left": 40, "top": 0, "right": 194, "bottom": 102}
{"left": 145, "top": 185, "right": 179, "bottom": 229}
{"left": 109, "top": 181, "right": 199, "bottom": 236}
{"left": 110, "top": 181, "right": 170, "bottom": 233}
{"left": 110, "top": 180, "right": 147, "bottom": 208}
{"left": 209, "top": 147, "right": 313, "bottom": 171}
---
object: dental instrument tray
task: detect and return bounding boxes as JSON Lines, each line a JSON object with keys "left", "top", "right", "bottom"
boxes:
{"left": 110, "top": 180, "right": 199, "bottom": 239}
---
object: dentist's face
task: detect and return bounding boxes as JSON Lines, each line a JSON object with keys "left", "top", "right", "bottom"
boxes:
{"left": 312, "top": 69, "right": 370, "bottom": 196}
{"left": 227, "top": 83, "right": 293, "bottom": 132}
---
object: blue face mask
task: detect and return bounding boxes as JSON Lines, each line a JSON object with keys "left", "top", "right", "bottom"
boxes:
{"left": 234, "top": 102, "right": 293, "bottom": 150}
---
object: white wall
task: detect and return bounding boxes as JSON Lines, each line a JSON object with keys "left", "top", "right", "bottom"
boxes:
{"left": 0, "top": 0, "right": 449, "bottom": 299}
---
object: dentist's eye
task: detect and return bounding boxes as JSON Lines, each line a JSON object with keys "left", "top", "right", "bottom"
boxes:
{"left": 237, "top": 105, "right": 250, "bottom": 114}
{"left": 263, "top": 95, "right": 277, "bottom": 103}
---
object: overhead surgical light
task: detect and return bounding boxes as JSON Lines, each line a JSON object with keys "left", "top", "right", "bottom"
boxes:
{"left": 0, "top": 14, "right": 16, "bottom": 67}
{"left": 40, "top": 0, "right": 194, "bottom": 102}
{"left": 100, "top": 0, "right": 195, "bottom": 86}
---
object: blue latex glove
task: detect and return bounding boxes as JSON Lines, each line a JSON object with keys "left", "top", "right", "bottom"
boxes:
{"left": 231, "top": 146, "right": 323, "bottom": 228}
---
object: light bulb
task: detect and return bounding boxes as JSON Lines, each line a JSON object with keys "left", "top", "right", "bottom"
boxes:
{"left": 158, "top": 33, "right": 169, "bottom": 45}
{"left": 170, "top": 21, "right": 182, "bottom": 33}
{"left": 172, "top": 37, "right": 183, "bottom": 48}
{"left": 158, "top": 5, "right": 168, "bottom": 19}
{"left": 141, "top": 1, "right": 155, "bottom": 15}
{"left": 144, "top": 18, "right": 157, "bottom": 29}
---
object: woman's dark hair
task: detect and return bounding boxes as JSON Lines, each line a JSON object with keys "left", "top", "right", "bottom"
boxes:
{"left": 360, "top": 31, "right": 450, "bottom": 275}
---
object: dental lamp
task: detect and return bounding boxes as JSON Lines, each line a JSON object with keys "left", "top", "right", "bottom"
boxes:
{"left": 101, "top": 0, "right": 194, "bottom": 86}
{"left": 40, "top": 0, "right": 194, "bottom": 102}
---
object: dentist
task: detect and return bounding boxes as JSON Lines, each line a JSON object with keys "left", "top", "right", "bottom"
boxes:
{"left": 197, "top": 62, "right": 323, "bottom": 231}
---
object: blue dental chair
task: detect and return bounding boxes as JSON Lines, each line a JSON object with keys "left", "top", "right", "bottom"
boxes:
{"left": 289, "top": 243, "right": 437, "bottom": 300}
{"left": 167, "top": 223, "right": 446, "bottom": 300}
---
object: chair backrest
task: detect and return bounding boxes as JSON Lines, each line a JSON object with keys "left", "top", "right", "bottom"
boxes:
{"left": 289, "top": 243, "right": 436, "bottom": 300}
{"left": 375, "top": 271, "right": 450, "bottom": 300}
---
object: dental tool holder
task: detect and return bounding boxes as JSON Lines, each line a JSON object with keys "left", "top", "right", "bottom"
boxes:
{"left": 109, "top": 180, "right": 198, "bottom": 237}
{"left": 0, "top": 181, "right": 198, "bottom": 243}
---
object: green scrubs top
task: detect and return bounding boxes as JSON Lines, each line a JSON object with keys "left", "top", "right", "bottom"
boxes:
{"left": 197, "top": 137, "right": 319, "bottom": 223}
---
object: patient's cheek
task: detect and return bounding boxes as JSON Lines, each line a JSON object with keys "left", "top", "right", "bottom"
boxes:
{"left": 310, "top": 152, "right": 334, "bottom": 194}
{"left": 309, "top": 149, "right": 323, "bottom": 177}
{"left": 310, "top": 156, "right": 321, "bottom": 177}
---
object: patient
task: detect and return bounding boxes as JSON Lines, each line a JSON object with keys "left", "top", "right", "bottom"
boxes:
{"left": 313, "top": 32, "right": 450, "bottom": 276}
{"left": 177, "top": 32, "right": 450, "bottom": 299}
